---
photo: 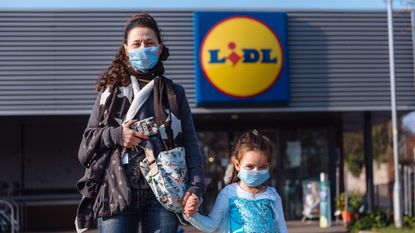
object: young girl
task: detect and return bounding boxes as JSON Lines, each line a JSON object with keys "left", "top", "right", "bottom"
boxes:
{"left": 183, "top": 130, "right": 288, "bottom": 233}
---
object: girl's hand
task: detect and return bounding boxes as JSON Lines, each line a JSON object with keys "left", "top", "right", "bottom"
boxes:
{"left": 182, "top": 192, "right": 199, "bottom": 218}
{"left": 122, "top": 120, "right": 149, "bottom": 148}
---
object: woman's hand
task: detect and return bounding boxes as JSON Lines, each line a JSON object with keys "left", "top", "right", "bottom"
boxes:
{"left": 122, "top": 120, "right": 149, "bottom": 148}
{"left": 182, "top": 192, "right": 199, "bottom": 218}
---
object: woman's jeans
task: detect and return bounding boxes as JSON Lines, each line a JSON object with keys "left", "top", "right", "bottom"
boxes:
{"left": 98, "top": 188, "right": 179, "bottom": 233}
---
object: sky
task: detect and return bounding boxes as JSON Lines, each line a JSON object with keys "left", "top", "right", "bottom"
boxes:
{"left": 0, "top": 0, "right": 411, "bottom": 11}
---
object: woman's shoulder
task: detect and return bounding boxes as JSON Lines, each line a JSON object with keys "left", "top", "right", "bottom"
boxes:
{"left": 162, "top": 76, "right": 183, "bottom": 90}
{"left": 172, "top": 83, "right": 186, "bottom": 96}
{"left": 173, "top": 84, "right": 185, "bottom": 95}
{"left": 162, "top": 76, "right": 186, "bottom": 97}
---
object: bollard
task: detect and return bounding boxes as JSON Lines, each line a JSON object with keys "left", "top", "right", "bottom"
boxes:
{"left": 320, "top": 173, "right": 331, "bottom": 228}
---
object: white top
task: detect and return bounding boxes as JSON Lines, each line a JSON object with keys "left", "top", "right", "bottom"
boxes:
{"left": 186, "top": 183, "right": 288, "bottom": 233}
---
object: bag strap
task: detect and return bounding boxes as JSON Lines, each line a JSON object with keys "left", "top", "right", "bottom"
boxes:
{"left": 142, "top": 145, "right": 159, "bottom": 176}
{"left": 161, "top": 76, "right": 181, "bottom": 149}
{"left": 153, "top": 76, "right": 181, "bottom": 149}
{"left": 165, "top": 77, "right": 180, "bottom": 119}
{"left": 153, "top": 77, "right": 167, "bottom": 126}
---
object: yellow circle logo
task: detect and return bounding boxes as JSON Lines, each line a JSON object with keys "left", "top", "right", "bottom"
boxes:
{"left": 200, "top": 16, "right": 284, "bottom": 98}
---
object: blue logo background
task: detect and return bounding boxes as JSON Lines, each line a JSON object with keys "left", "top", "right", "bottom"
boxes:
{"left": 194, "top": 12, "right": 289, "bottom": 105}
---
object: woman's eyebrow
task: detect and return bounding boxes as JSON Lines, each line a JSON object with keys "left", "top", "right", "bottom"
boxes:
{"left": 132, "top": 39, "right": 142, "bottom": 44}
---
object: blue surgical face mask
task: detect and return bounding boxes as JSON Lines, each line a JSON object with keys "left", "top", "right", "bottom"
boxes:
{"left": 128, "top": 46, "right": 159, "bottom": 71}
{"left": 237, "top": 167, "right": 270, "bottom": 187}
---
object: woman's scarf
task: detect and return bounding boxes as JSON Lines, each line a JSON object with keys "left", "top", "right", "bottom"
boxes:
{"left": 99, "top": 62, "right": 182, "bottom": 149}
{"left": 127, "top": 61, "right": 165, "bottom": 83}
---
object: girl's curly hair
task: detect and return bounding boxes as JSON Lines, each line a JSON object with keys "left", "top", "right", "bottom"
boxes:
{"left": 96, "top": 13, "right": 170, "bottom": 91}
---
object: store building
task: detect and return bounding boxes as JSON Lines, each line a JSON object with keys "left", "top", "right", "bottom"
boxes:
{"left": 0, "top": 9, "right": 414, "bottom": 229}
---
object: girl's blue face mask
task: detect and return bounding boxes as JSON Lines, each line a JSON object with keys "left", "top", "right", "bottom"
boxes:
{"left": 238, "top": 167, "right": 270, "bottom": 187}
{"left": 128, "top": 46, "right": 159, "bottom": 71}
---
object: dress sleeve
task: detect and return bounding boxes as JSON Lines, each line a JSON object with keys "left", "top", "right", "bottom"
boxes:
{"left": 185, "top": 189, "right": 229, "bottom": 232}
{"left": 274, "top": 191, "right": 288, "bottom": 233}
{"left": 77, "top": 90, "right": 123, "bottom": 168}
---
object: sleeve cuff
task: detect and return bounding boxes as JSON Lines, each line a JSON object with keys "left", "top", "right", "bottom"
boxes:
{"left": 187, "top": 186, "right": 203, "bottom": 201}
{"left": 182, "top": 213, "right": 193, "bottom": 221}
{"left": 109, "top": 126, "right": 123, "bottom": 146}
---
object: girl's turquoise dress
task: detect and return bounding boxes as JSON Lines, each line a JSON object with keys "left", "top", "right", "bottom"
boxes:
{"left": 186, "top": 183, "right": 288, "bottom": 233}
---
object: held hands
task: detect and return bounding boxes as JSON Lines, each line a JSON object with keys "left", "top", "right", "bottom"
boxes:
{"left": 182, "top": 192, "right": 199, "bottom": 218}
{"left": 122, "top": 120, "right": 149, "bottom": 148}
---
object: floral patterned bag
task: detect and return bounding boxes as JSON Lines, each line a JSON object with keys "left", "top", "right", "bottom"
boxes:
{"left": 139, "top": 146, "right": 188, "bottom": 213}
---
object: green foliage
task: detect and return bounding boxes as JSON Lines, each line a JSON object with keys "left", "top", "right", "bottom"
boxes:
{"left": 348, "top": 209, "right": 389, "bottom": 233}
{"left": 373, "top": 215, "right": 415, "bottom": 233}
{"left": 377, "top": 226, "right": 415, "bottom": 233}
{"left": 404, "top": 215, "right": 415, "bottom": 229}
{"left": 335, "top": 192, "right": 363, "bottom": 212}
{"left": 372, "top": 122, "right": 392, "bottom": 165}
{"left": 344, "top": 132, "right": 364, "bottom": 177}
{"left": 348, "top": 193, "right": 364, "bottom": 213}
{"left": 335, "top": 192, "right": 346, "bottom": 211}
{"left": 344, "top": 121, "right": 395, "bottom": 178}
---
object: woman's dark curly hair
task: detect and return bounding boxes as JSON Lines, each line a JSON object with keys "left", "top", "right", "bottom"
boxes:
{"left": 96, "top": 13, "right": 170, "bottom": 91}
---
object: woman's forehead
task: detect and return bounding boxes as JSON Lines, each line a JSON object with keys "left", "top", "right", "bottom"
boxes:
{"left": 127, "top": 27, "right": 157, "bottom": 41}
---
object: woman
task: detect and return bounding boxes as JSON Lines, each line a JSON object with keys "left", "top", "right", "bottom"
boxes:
{"left": 75, "top": 13, "right": 205, "bottom": 233}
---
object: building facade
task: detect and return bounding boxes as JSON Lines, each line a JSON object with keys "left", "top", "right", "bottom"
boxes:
{"left": 0, "top": 10, "right": 414, "bottom": 229}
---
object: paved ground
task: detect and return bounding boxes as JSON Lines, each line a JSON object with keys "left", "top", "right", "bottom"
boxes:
{"left": 179, "top": 221, "right": 348, "bottom": 233}
{"left": 24, "top": 220, "right": 348, "bottom": 233}
{"left": 286, "top": 221, "right": 348, "bottom": 233}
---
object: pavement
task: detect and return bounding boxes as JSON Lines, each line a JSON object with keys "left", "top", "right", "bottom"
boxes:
{"left": 286, "top": 221, "right": 348, "bottom": 233}
{"left": 180, "top": 221, "right": 348, "bottom": 233}
{"left": 23, "top": 220, "right": 348, "bottom": 233}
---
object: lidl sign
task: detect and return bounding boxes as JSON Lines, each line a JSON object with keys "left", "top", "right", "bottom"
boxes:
{"left": 194, "top": 12, "right": 289, "bottom": 105}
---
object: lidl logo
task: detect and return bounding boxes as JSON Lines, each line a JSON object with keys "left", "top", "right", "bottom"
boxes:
{"left": 195, "top": 12, "right": 289, "bottom": 105}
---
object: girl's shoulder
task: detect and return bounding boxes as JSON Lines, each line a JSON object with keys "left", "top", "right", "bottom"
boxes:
{"left": 265, "top": 186, "right": 283, "bottom": 203}
{"left": 223, "top": 183, "right": 281, "bottom": 201}
{"left": 223, "top": 183, "right": 238, "bottom": 192}
{"left": 266, "top": 186, "right": 278, "bottom": 195}
{"left": 218, "top": 183, "right": 238, "bottom": 198}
